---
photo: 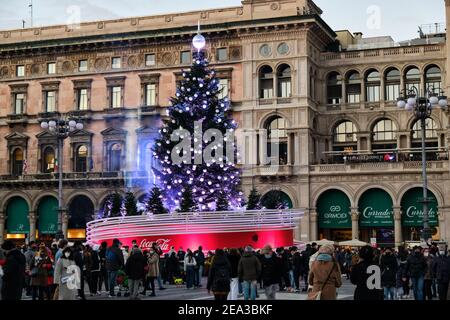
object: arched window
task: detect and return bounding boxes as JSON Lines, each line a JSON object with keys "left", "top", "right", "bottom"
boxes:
{"left": 405, "top": 66, "right": 420, "bottom": 92}
{"left": 333, "top": 121, "right": 357, "bottom": 153}
{"left": 372, "top": 119, "right": 397, "bottom": 150}
{"left": 412, "top": 117, "right": 438, "bottom": 147}
{"left": 266, "top": 116, "right": 288, "bottom": 165}
{"left": 346, "top": 71, "right": 361, "bottom": 103}
{"left": 425, "top": 65, "right": 441, "bottom": 94}
{"left": 277, "top": 64, "right": 292, "bottom": 98}
{"left": 365, "top": 70, "right": 380, "bottom": 102}
{"left": 259, "top": 65, "right": 274, "bottom": 99}
{"left": 12, "top": 148, "right": 24, "bottom": 176}
{"left": 385, "top": 68, "right": 400, "bottom": 101}
{"left": 42, "top": 146, "right": 55, "bottom": 173}
{"left": 326, "top": 72, "right": 342, "bottom": 105}
{"left": 75, "top": 145, "right": 88, "bottom": 172}
{"left": 109, "top": 143, "right": 122, "bottom": 172}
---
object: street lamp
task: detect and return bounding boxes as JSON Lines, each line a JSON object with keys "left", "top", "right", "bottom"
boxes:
{"left": 397, "top": 86, "right": 448, "bottom": 244}
{"left": 40, "top": 115, "right": 84, "bottom": 240}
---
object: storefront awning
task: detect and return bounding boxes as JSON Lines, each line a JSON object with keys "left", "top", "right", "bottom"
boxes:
{"left": 317, "top": 189, "right": 351, "bottom": 229}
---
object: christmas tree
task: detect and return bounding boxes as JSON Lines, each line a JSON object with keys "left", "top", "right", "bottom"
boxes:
{"left": 153, "top": 45, "right": 242, "bottom": 212}
{"left": 124, "top": 191, "right": 138, "bottom": 216}
{"left": 103, "top": 192, "right": 123, "bottom": 217}
{"left": 178, "top": 184, "right": 196, "bottom": 212}
{"left": 261, "top": 191, "right": 289, "bottom": 210}
{"left": 246, "top": 187, "right": 262, "bottom": 210}
{"left": 215, "top": 192, "right": 229, "bottom": 211}
{"left": 146, "top": 187, "right": 168, "bottom": 215}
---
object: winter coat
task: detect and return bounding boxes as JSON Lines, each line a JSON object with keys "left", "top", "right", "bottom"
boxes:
{"left": 380, "top": 254, "right": 398, "bottom": 288}
{"left": 351, "top": 261, "right": 384, "bottom": 300}
{"left": 90, "top": 250, "right": 101, "bottom": 272}
{"left": 404, "top": 253, "right": 427, "bottom": 278}
{"left": 194, "top": 250, "right": 205, "bottom": 266}
{"left": 261, "top": 254, "right": 282, "bottom": 287}
{"left": 238, "top": 252, "right": 261, "bottom": 282}
{"left": 1, "top": 248, "right": 26, "bottom": 300}
{"left": 125, "top": 250, "right": 146, "bottom": 280}
{"left": 432, "top": 255, "right": 450, "bottom": 283}
{"left": 424, "top": 256, "right": 434, "bottom": 280}
{"left": 24, "top": 249, "right": 35, "bottom": 269}
{"left": 30, "top": 254, "right": 53, "bottom": 287}
{"left": 167, "top": 253, "right": 179, "bottom": 273}
{"left": 207, "top": 255, "right": 232, "bottom": 294}
{"left": 308, "top": 260, "right": 342, "bottom": 300}
{"left": 53, "top": 258, "right": 80, "bottom": 300}
{"left": 184, "top": 255, "right": 197, "bottom": 271}
{"left": 227, "top": 254, "right": 240, "bottom": 278}
{"left": 105, "top": 245, "right": 124, "bottom": 272}
{"left": 147, "top": 253, "right": 160, "bottom": 278}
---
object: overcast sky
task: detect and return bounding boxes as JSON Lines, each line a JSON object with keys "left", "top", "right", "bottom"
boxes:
{"left": 0, "top": 0, "right": 446, "bottom": 41}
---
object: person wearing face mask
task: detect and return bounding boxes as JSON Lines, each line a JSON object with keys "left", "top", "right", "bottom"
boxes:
{"left": 1, "top": 240, "right": 26, "bottom": 300}
{"left": 380, "top": 248, "right": 398, "bottom": 300}
{"left": 404, "top": 246, "right": 427, "bottom": 300}
{"left": 260, "top": 245, "right": 281, "bottom": 300}
{"left": 53, "top": 247, "right": 80, "bottom": 300}
{"left": 432, "top": 246, "right": 450, "bottom": 300}
{"left": 423, "top": 249, "right": 435, "bottom": 300}
{"left": 143, "top": 247, "right": 160, "bottom": 297}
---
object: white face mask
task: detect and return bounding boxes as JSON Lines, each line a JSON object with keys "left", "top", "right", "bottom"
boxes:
{"left": 439, "top": 251, "right": 445, "bottom": 256}
{"left": 64, "top": 252, "right": 71, "bottom": 258}
{"left": 424, "top": 252, "right": 429, "bottom": 257}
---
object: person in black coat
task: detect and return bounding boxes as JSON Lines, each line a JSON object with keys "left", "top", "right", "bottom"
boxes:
{"left": 380, "top": 248, "right": 398, "bottom": 300}
{"left": 432, "top": 249, "right": 450, "bottom": 300}
{"left": 72, "top": 241, "right": 85, "bottom": 300}
{"left": 350, "top": 246, "right": 384, "bottom": 300}
{"left": 125, "top": 248, "right": 147, "bottom": 300}
{"left": 404, "top": 246, "right": 427, "bottom": 300}
{"left": 261, "top": 245, "right": 282, "bottom": 299}
{"left": 1, "top": 240, "right": 26, "bottom": 300}
{"left": 207, "top": 249, "right": 232, "bottom": 301}
{"left": 167, "top": 252, "right": 179, "bottom": 284}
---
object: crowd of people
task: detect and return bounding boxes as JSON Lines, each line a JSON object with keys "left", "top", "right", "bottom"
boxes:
{"left": 1, "top": 238, "right": 450, "bottom": 301}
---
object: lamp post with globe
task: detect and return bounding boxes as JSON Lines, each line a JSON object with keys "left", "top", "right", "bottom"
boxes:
{"left": 40, "top": 115, "right": 84, "bottom": 240}
{"left": 396, "top": 86, "right": 447, "bottom": 244}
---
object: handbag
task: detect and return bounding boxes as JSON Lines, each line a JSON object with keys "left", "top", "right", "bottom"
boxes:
{"left": 307, "top": 263, "right": 336, "bottom": 301}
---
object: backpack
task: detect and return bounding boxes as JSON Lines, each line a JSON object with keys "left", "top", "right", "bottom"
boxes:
{"left": 106, "top": 248, "right": 117, "bottom": 264}
{"left": 213, "top": 266, "right": 231, "bottom": 291}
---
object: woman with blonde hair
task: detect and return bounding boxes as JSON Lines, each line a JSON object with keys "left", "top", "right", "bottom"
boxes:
{"left": 307, "top": 244, "right": 342, "bottom": 300}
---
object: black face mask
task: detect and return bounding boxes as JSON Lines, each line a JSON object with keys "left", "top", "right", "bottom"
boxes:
{"left": 414, "top": 251, "right": 420, "bottom": 255}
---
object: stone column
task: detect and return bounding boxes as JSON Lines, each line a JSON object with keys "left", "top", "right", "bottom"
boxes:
{"left": 438, "top": 207, "right": 448, "bottom": 242}
{"left": 351, "top": 208, "right": 360, "bottom": 240}
{"left": 28, "top": 211, "right": 37, "bottom": 242}
{"left": 393, "top": 206, "right": 403, "bottom": 247}
{"left": 0, "top": 212, "right": 5, "bottom": 245}
{"left": 310, "top": 209, "right": 318, "bottom": 241}
{"left": 62, "top": 210, "right": 69, "bottom": 239}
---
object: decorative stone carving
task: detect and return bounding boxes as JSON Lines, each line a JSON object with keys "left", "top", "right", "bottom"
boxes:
{"left": 230, "top": 46, "right": 242, "bottom": 60}
{"left": 165, "top": 16, "right": 172, "bottom": 23}
{"left": 130, "top": 18, "right": 138, "bottom": 26}
{"left": 271, "top": 2, "right": 279, "bottom": 10}
{"left": 127, "top": 55, "right": 138, "bottom": 68}
{"left": 161, "top": 52, "right": 175, "bottom": 66}
{"left": 3, "top": 31, "right": 10, "bottom": 38}
{"left": 30, "top": 64, "right": 42, "bottom": 76}
{"left": 200, "top": 12, "right": 208, "bottom": 19}
{"left": 34, "top": 29, "right": 41, "bottom": 35}
{"left": 97, "top": 22, "right": 105, "bottom": 29}
{"left": 237, "top": 8, "right": 243, "bottom": 15}
{"left": 0, "top": 66, "right": 10, "bottom": 77}
{"left": 94, "top": 57, "right": 108, "bottom": 71}
{"left": 62, "top": 60, "right": 74, "bottom": 73}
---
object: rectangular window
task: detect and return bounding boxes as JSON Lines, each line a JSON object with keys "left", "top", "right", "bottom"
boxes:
{"left": 16, "top": 65, "right": 25, "bottom": 77}
{"left": 78, "top": 89, "right": 88, "bottom": 110}
{"left": 279, "top": 79, "right": 292, "bottom": 98}
{"left": 47, "top": 63, "right": 56, "bottom": 75}
{"left": 180, "top": 51, "right": 191, "bottom": 64}
{"left": 366, "top": 85, "right": 380, "bottom": 102}
{"left": 385, "top": 84, "right": 400, "bottom": 101}
{"left": 217, "top": 48, "right": 228, "bottom": 62}
{"left": 112, "top": 57, "right": 121, "bottom": 69}
{"left": 111, "top": 86, "right": 122, "bottom": 108}
{"left": 45, "top": 91, "right": 56, "bottom": 112}
{"left": 145, "top": 54, "right": 156, "bottom": 66}
{"left": 79, "top": 60, "right": 88, "bottom": 72}
{"left": 218, "top": 79, "right": 229, "bottom": 99}
{"left": 260, "top": 79, "right": 274, "bottom": 99}
{"left": 14, "top": 93, "right": 25, "bottom": 114}
{"left": 145, "top": 84, "right": 157, "bottom": 106}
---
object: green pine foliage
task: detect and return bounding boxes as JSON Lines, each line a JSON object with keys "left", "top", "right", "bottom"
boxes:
{"left": 146, "top": 187, "right": 168, "bottom": 215}
{"left": 216, "top": 192, "right": 229, "bottom": 211}
{"left": 124, "top": 191, "right": 138, "bottom": 216}
{"left": 108, "top": 192, "right": 123, "bottom": 217}
{"left": 246, "top": 187, "right": 262, "bottom": 210}
{"left": 178, "top": 184, "right": 196, "bottom": 213}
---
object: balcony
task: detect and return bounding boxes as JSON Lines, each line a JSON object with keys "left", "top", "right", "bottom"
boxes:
{"left": 6, "top": 113, "right": 28, "bottom": 125}
{"left": 241, "top": 165, "right": 293, "bottom": 177}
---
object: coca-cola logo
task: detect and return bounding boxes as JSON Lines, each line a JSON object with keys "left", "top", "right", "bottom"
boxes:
{"left": 139, "top": 239, "right": 171, "bottom": 251}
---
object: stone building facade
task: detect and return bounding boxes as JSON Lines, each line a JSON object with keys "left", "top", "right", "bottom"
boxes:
{"left": 0, "top": 0, "right": 449, "bottom": 246}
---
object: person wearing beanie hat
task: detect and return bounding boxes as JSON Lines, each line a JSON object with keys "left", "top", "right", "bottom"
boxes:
{"left": 1, "top": 240, "right": 26, "bottom": 300}
{"left": 350, "top": 245, "right": 383, "bottom": 300}
{"left": 307, "top": 244, "right": 341, "bottom": 300}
